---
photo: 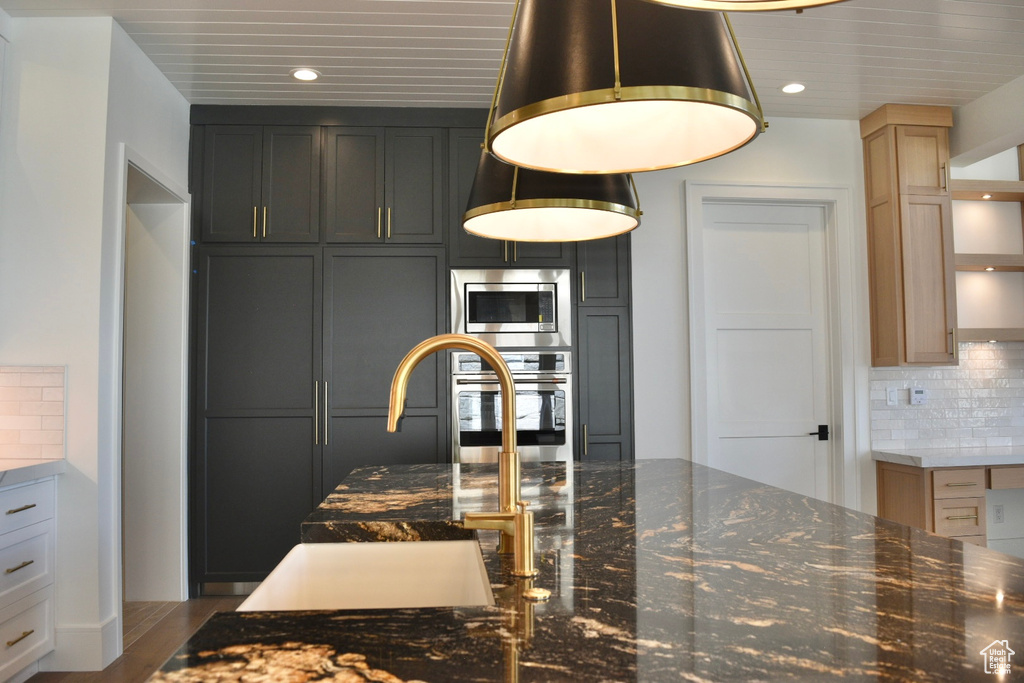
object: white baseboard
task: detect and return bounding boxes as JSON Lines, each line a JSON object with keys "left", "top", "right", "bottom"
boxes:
{"left": 39, "top": 613, "right": 120, "bottom": 672}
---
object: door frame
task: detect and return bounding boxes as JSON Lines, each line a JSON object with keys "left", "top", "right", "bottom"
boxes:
{"left": 686, "top": 182, "right": 861, "bottom": 507}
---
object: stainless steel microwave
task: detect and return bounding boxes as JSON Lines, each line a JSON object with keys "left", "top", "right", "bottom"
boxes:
{"left": 451, "top": 268, "right": 571, "bottom": 347}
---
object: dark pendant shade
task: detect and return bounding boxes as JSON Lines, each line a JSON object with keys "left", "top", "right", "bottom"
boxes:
{"left": 643, "top": 0, "right": 845, "bottom": 9}
{"left": 463, "top": 151, "right": 640, "bottom": 242}
{"left": 487, "top": 0, "right": 765, "bottom": 174}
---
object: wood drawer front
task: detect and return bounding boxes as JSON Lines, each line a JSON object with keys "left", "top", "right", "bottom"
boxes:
{"left": 0, "top": 524, "right": 52, "bottom": 608}
{"left": 950, "top": 534, "right": 987, "bottom": 548}
{"left": 932, "top": 468, "right": 985, "bottom": 499}
{"left": 933, "top": 496, "right": 986, "bottom": 536}
{"left": 0, "top": 587, "right": 53, "bottom": 679}
{"left": 989, "top": 465, "right": 1024, "bottom": 490}
{"left": 0, "top": 481, "right": 54, "bottom": 537}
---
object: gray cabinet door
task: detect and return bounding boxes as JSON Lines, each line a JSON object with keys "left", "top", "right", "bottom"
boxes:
{"left": 323, "top": 127, "right": 386, "bottom": 243}
{"left": 262, "top": 126, "right": 321, "bottom": 243}
{"left": 385, "top": 128, "right": 446, "bottom": 243}
{"left": 577, "top": 307, "right": 634, "bottom": 461}
{"left": 192, "top": 247, "right": 322, "bottom": 582}
{"left": 201, "top": 126, "right": 262, "bottom": 243}
{"left": 577, "top": 235, "right": 631, "bottom": 307}
{"left": 321, "top": 247, "right": 447, "bottom": 493}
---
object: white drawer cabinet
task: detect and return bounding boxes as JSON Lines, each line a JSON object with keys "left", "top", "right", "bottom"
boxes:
{"left": 0, "top": 478, "right": 55, "bottom": 681}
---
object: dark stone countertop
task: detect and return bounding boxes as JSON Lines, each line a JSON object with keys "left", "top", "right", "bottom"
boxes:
{"left": 152, "top": 460, "right": 1024, "bottom": 681}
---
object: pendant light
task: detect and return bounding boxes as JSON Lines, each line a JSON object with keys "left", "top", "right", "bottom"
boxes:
{"left": 486, "top": 0, "right": 766, "bottom": 174}
{"left": 643, "top": 0, "right": 845, "bottom": 10}
{"left": 463, "top": 150, "right": 641, "bottom": 242}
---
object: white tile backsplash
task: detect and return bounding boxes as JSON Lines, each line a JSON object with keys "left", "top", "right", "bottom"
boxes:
{"left": 870, "top": 342, "right": 1024, "bottom": 450}
{"left": 0, "top": 366, "right": 65, "bottom": 460}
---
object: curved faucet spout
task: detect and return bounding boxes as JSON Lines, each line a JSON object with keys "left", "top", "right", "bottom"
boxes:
{"left": 389, "top": 334, "right": 533, "bottom": 562}
{"left": 388, "top": 334, "right": 517, "bottom": 456}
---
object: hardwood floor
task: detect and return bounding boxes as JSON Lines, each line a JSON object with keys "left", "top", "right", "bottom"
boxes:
{"left": 27, "top": 596, "right": 244, "bottom": 683}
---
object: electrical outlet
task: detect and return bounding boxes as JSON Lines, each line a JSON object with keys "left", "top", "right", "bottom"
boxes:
{"left": 993, "top": 505, "right": 1005, "bottom": 524}
{"left": 886, "top": 388, "right": 898, "bottom": 406}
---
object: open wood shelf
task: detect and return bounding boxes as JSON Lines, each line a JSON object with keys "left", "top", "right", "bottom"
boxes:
{"left": 955, "top": 253, "right": 1024, "bottom": 271}
{"left": 957, "top": 328, "right": 1024, "bottom": 342}
{"left": 950, "top": 179, "right": 1024, "bottom": 202}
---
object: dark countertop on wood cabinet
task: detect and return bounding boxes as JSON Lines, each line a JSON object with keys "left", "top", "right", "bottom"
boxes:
{"left": 152, "top": 460, "right": 1024, "bottom": 681}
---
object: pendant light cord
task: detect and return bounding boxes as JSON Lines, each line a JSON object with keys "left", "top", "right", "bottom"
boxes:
{"left": 611, "top": 0, "right": 622, "bottom": 99}
{"left": 724, "top": 12, "right": 767, "bottom": 132}
{"left": 484, "top": 0, "right": 523, "bottom": 153}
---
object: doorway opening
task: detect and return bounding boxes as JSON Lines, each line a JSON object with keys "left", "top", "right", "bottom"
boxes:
{"left": 121, "top": 159, "right": 190, "bottom": 649}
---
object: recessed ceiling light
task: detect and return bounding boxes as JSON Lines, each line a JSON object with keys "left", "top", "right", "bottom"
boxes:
{"left": 781, "top": 83, "right": 806, "bottom": 94}
{"left": 982, "top": 193, "right": 993, "bottom": 199}
{"left": 986, "top": 267, "right": 996, "bottom": 271}
{"left": 291, "top": 68, "right": 321, "bottom": 82}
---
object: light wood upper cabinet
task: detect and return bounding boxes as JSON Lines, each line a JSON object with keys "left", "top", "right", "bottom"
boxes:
{"left": 861, "top": 104, "right": 957, "bottom": 366}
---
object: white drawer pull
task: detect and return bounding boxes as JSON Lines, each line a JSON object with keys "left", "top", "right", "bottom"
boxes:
{"left": 6, "top": 630, "right": 33, "bottom": 647}
{"left": 6, "top": 504, "right": 37, "bottom": 515}
{"left": 4, "top": 560, "right": 33, "bottom": 575}
{"left": 946, "top": 515, "right": 979, "bottom": 521}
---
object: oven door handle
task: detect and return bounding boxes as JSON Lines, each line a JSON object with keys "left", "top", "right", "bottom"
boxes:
{"left": 455, "top": 378, "right": 566, "bottom": 386}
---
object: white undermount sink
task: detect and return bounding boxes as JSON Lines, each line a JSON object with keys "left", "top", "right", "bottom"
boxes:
{"left": 237, "top": 540, "right": 495, "bottom": 611}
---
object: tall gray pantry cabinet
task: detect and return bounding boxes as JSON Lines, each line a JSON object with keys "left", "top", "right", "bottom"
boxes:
{"left": 190, "top": 114, "right": 451, "bottom": 589}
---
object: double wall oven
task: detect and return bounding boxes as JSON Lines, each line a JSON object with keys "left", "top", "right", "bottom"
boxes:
{"left": 450, "top": 269, "right": 573, "bottom": 464}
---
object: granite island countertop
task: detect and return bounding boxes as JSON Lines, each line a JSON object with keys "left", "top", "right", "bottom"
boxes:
{"left": 153, "top": 460, "right": 1024, "bottom": 681}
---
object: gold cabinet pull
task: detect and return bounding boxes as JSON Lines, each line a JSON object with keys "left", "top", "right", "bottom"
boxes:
{"left": 946, "top": 515, "right": 979, "bottom": 521}
{"left": 387, "top": 207, "right": 392, "bottom": 239}
{"left": 252, "top": 206, "right": 257, "bottom": 238}
{"left": 513, "top": 241, "right": 518, "bottom": 262}
{"left": 324, "top": 381, "right": 329, "bottom": 446}
{"left": 580, "top": 271, "right": 586, "bottom": 302}
{"left": 945, "top": 482, "right": 977, "bottom": 487}
{"left": 940, "top": 162, "right": 948, "bottom": 191}
{"left": 6, "top": 504, "right": 36, "bottom": 515}
{"left": 5, "top": 560, "right": 33, "bottom": 575}
{"left": 262, "top": 206, "right": 268, "bottom": 238}
{"left": 583, "top": 424, "right": 588, "bottom": 457}
{"left": 314, "top": 381, "right": 319, "bottom": 446}
{"left": 6, "top": 630, "right": 33, "bottom": 648}
{"left": 377, "top": 207, "right": 382, "bottom": 239}
{"left": 504, "top": 241, "right": 508, "bottom": 262}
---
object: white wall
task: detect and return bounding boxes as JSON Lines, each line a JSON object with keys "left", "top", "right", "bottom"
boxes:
{"left": 630, "top": 117, "right": 874, "bottom": 511}
{"left": 0, "top": 16, "right": 189, "bottom": 671}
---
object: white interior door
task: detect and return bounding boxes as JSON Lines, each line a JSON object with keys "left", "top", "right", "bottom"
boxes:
{"left": 696, "top": 201, "right": 832, "bottom": 500}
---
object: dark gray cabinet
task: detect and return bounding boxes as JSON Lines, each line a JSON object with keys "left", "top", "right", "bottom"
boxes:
{"left": 192, "top": 247, "right": 322, "bottom": 583}
{"left": 446, "top": 128, "right": 574, "bottom": 268}
{"left": 577, "top": 307, "right": 634, "bottom": 461}
{"left": 323, "top": 127, "right": 446, "bottom": 244}
{"left": 321, "top": 248, "right": 447, "bottom": 494}
{"left": 578, "top": 235, "right": 631, "bottom": 307}
{"left": 201, "top": 126, "right": 320, "bottom": 243}
{"left": 191, "top": 245, "right": 448, "bottom": 585}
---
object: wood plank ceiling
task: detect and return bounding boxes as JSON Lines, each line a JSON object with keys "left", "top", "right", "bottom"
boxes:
{"left": 2, "top": 0, "right": 1023, "bottom": 120}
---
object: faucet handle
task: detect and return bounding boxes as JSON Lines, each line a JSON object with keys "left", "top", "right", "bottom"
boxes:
{"left": 516, "top": 500, "right": 530, "bottom": 513}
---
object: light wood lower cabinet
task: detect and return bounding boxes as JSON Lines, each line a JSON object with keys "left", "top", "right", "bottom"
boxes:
{"left": 0, "top": 478, "right": 55, "bottom": 679}
{"left": 876, "top": 462, "right": 987, "bottom": 546}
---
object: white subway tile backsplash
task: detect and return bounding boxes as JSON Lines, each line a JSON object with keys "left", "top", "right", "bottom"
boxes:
{"left": 870, "top": 343, "right": 1024, "bottom": 450}
{"left": 0, "top": 366, "right": 65, "bottom": 461}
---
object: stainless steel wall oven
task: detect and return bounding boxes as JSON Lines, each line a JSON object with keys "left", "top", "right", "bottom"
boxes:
{"left": 452, "top": 351, "right": 572, "bottom": 464}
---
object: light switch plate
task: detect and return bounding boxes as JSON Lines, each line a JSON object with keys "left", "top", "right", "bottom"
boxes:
{"left": 886, "top": 388, "right": 898, "bottom": 406}
{"left": 910, "top": 387, "right": 927, "bottom": 405}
